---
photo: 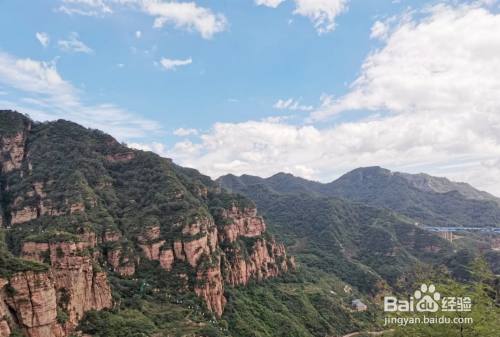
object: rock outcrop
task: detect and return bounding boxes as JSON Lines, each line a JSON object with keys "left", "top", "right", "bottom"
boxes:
{"left": 220, "top": 206, "right": 266, "bottom": 242}
{"left": 0, "top": 129, "right": 28, "bottom": 173}
{"left": 102, "top": 229, "right": 136, "bottom": 277}
{"left": 138, "top": 207, "right": 293, "bottom": 317}
{"left": 105, "top": 152, "right": 135, "bottom": 163}
{"left": 1, "top": 271, "right": 64, "bottom": 337}
{"left": 15, "top": 232, "right": 113, "bottom": 336}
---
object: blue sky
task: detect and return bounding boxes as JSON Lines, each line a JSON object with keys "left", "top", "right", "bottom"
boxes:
{"left": 2, "top": 0, "right": 500, "bottom": 195}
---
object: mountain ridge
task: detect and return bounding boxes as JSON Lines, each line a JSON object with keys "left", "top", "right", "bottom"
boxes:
{"left": 218, "top": 167, "right": 500, "bottom": 227}
{"left": 0, "top": 110, "right": 293, "bottom": 337}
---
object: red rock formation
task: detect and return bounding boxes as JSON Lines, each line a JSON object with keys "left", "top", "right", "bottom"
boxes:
{"left": 2, "top": 271, "right": 64, "bottom": 337}
{"left": 220, "top": 206, "right": 266, "bottom": 242}
{"left": 101, "top": 230, "right": 136, "bottom": 276}
{"left": 106, "top": 248, "right": 135, "bottom": 276}
{"left": 18, "top": 232, "right": 113, "bottom": 335}
{"left": 138, "top": 226, "right": 167, "bottom": 262}
{"left": 102, "top": 229, "right": 121, "bottom": 243}
{"left": 223, "top": 239, "right": 291, "bottom": 286}
{"left": 194, "top": 258, "right": 226, "bottom": 317}
{"left": 0, "top": 129, "right": 28, "bottom": 173}
{"left": 11, "top": 206, "right": 38, "bottom": 225}
{"left": 0, "top": 279, "right": 12, "bottom": 337}
{"left": 48, "top": 242, "right": 112, "bottom": 331}
{"left": 105, "top": 152, "right": 135, "bottom": 163}
{"left": 10, "top": 195, "right": 85, "bottom": 226}
{"left": 159, "top": 249, "right": 174, "bottom": 271}
{"left": 137, "top": 208, "right": 292, "bottom": 317}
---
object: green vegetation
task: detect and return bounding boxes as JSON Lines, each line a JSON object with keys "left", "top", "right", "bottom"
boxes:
{"left": 24, "top": 230, "right": 80, "bottom": 243}
{"left": 390, "top": 260, "right": 500, "bottom": 337}
{"left": 218, "top": 167, "right": 500, "bottom": 228}
{"left": 79, "top": 310, "right": 156, "bottom": 337}
{"left": 224, "top": 277, "right": 377, "bottom": 337}
{"left": 0, "top": 230, "right": 48, "bottom": 277}
{"left": 1, "top": 111, "right": 499, "bottom": 337}
{"left": 0, "top": 110, "right": 29, "bottom": 135}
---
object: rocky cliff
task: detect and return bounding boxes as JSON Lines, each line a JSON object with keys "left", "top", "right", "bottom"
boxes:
{"left": 0, "top": 229, "right": 113, "bottom": 337}
{"left": 0, "top": 110, "right": 293, "bottom": 336}
{"left": 137, "top": 206, "right": 293, "bottom": 317}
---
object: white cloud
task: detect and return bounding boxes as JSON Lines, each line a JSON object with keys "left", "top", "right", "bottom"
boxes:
{"left": 173, "top": 127, "right": 198, "bottom": 136}
{"left": 255, "top": 0, "right": 286, "bottom": 8}
{"left": 152, "top": 2, "right": 500, "bottom": 196}
{"left": 142, "top": 0, "right": 227, "bottom": 39}
{"left": 129, "top": 141, "right": 169, "bottom": 155}
{"left": 135, "top": 30, "right": 142, "bottom": 38}
{"left": 311, "top": 3, "right": 500, "bottom": 120}
{"left": 57, "top": 0, "right": 112, "bottom": 16}
{"left": 58, "top": 32, "right": 94, "bottom": 54}
{"left": 0, "top": 51, "right": 161, "bottom": 139}
{"left": 293, "top": 0, "right": 349, "bottom": 33}
{"left": 57, "top": 0, "right": 227, "bottom": 39}
{"left": 160, "top": 57, "right": 192, "bottom": 70}
{"left": 36, "top": 32, "right": 50, "bottom": 47}
{"left": 256, "top": 0, "right": 349, "bottom": 33}
{"left": 370, "top": 20, "right": 389, "bottom": 40}
{"left": 274, "top": 98, "right": 313, "bottom": 111}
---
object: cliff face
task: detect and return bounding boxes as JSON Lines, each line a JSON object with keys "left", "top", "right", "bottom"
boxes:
{"left": 0, "top": 110, "right": 293, "bottom": 335}
{"left": 1, "top": 271, "right": 64, "bottom": 337}
{"left": 9, "top": 231, "right": 113, "bottom": 336}
{"left": 138, "top": 210, "right": 293, "bottom": 317}
{"left": 0, "top": 128, "right": 28, "bottom": 174}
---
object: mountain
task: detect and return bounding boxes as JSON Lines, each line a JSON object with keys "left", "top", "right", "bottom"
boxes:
{"left": 217, "top": 170, "right": 500, "bottom": 336}
{"left": 0, "top": 110, "right": 293, "bottom": 337}
{"left": 1, "top": 110, "right": 497, "bottom": 337}
{"left": 218, "top": 167, "right": 500, "bottom": 227}
{"left": 218, "top": 170, "right": 500, "bottom": 336}
{"left": 217, "top": 175, "right": 465, "bottom": 286}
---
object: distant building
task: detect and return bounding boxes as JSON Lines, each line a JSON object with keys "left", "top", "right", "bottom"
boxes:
{"left": 351, "top": 299, "right": 368, "bottom": 312}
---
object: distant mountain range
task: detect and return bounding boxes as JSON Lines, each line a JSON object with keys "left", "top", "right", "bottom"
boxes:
{"left": 218, "top": 167, "right": 500, "bottom": 228}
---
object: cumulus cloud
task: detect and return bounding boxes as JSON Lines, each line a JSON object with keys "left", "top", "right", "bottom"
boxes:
{"left": 311, "top": 3, "right": 500, "bottom": 120}
{"left": 154, "top": 2, "right": 500, "bottom": 196}
{"left": 273, "top": 98, "right": 313, "bottom": 111}
{"left": 58, "top": 32, "right": 94, "bottom": 54}
{"left": 160, "top": 57, "right": 192, "bottom": 70}
{"left": 135, "top": 30, "right": 142, "bottom": 38}
{"left": 370, "top": 20, "right": 389, "bottom": 40}
{"left": 255, "top": 0, "right": 286, "bottom": 8}
{"left": 0, "top": 51, "right": 160, "bottom": 138}
{"left": 35, "top": 32, "right": 50, "bottom": 47}
{"left": 173, "top": 127, "right": 198, "bottom": 136}
{"left": 142, "top": 0, "right": 227, "bottom": 39}
{"left": 257, "top": 0, "right": 349, "bottom": 33}
{"left": 293, "top": 0, "right": 348, "bottom": 33}
{"left": 57, "top": 0, "right": 112, "bottom": 16}
{"left": 57, "top": 0, "right": 227, "bottom": 39}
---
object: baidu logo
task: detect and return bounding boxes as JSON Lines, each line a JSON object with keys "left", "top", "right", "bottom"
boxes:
{"left": 384, "top": 283, "right": 471, "bottom": 313}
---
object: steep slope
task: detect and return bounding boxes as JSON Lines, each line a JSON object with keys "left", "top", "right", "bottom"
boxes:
{"left": 0, "top": 110, "right": 293, "bottom": 337}
{"left": 218, "top": 166, "right": 500, "bottom": 227}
